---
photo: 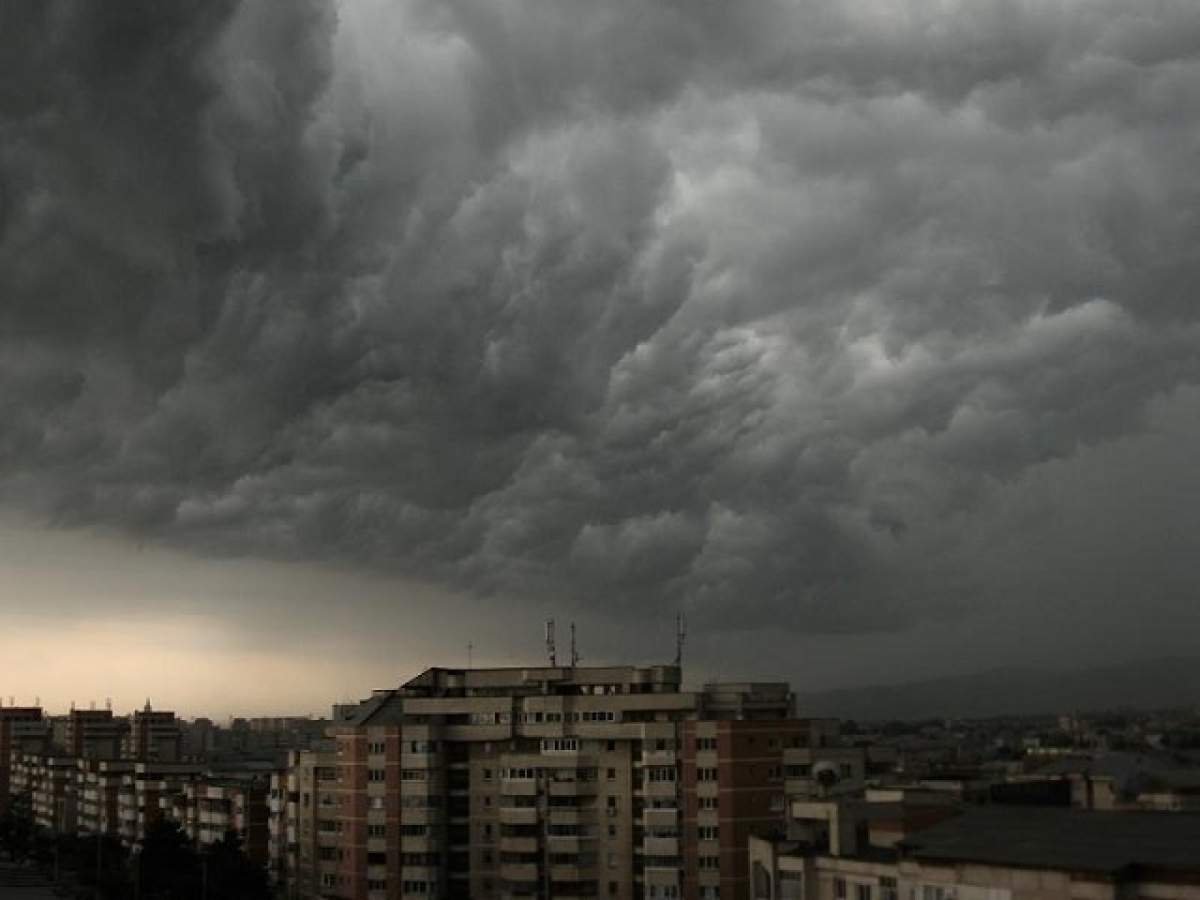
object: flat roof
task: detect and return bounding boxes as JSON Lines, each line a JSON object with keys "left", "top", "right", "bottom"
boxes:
{"left": 900, "top": 807, "right": 1200, "bottom": 875}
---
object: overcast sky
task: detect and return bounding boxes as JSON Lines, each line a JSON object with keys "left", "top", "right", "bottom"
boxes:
{"left": 2, "top": 0, "right": 1199, "bottom": 718}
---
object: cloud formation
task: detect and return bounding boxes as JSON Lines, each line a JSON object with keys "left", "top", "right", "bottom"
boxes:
{"left": 2, "top": 0, "right": 1199, "bottom": 639}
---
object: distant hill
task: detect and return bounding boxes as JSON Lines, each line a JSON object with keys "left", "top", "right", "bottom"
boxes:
{"left": 793, "top": 656, "right": 1200, "bottom": 721}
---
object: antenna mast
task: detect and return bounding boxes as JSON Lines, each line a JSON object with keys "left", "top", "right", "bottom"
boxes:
{"left": 570, "top": 622, "right": 580, "bottom": 667}
{"left": 674, "top": 613, "right": 686, "bottom": 667}
{"left": 545, "top": 619, "right": 557, "bottom": 667}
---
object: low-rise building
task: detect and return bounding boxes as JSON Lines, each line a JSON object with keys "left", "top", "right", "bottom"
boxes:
{"left": 750, "top": 805, "right": 1200, "bottom": 900}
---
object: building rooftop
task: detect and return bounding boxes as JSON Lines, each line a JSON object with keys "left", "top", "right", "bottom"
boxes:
{"left": 900, "top": 806, "right": 1200, "bottom": 875}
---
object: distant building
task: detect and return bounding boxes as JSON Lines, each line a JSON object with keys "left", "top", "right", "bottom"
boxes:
{"left": 750, "top": 806, "right": 1200, "bottom": 900}
{"left": 64, "top": 708, "right": 126, "bottom": 759}
{"left": 124, "top": 702, "right": 182, "bottom": 761}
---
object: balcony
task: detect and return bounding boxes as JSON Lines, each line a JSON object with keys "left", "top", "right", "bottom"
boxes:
{"left": 643, "top": 836, "right": 679, "bottom": 856}
{"left": 547, "top": 807, "right": 589, "bottom": 826}
{"left": 642, "top": 807, "right": 677, "bottom": 829}
{"left": 499, "top": 862, "right": 540, "bottom": 882}
{"left": 644, "top": 780, "right": 677, "bottom": 799}
{"left": 499, "top": 806, "right": 538, "bottom": 826}
{"left": 499, "top": 836, "right": 538, "bottom": 854}
{"left": 401, "top": 835, "right": 440, "bottom": 853}
{"left": 641, "top": 750, "right": 676, "bottom": 767}
{"left": 549, "top": 780, "right": 596, "bottom": 797}
{"left": 400, "top": 752, "right": 439, "bottom": 769}
{"left": 501, "top": 780, "right": 538, "bottom": 797}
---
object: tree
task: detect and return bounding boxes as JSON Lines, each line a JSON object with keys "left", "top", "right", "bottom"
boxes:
{"left": 139, "top": 820, "right": 201, "bottom": 900}
{"left": 204, "top": 830, "right": 270, "bottom": 900}
{"left": 0, "top": 791, "right": 35, "bottom": 861}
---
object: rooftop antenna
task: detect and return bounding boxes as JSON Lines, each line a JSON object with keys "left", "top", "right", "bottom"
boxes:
{"left": 105, "top": 697, "right": 112, "bottom": 711}
{"left": 674, "top": 612, "right": 686, "bottom": 667}
{"left": 545, "top": 618, "right": 557, "bottom": 667}
{"left": 570, "top": 622, "right": 580, "bottom": 667}
{"left": 467, "top": 642, "right": 474, "bottom": 669}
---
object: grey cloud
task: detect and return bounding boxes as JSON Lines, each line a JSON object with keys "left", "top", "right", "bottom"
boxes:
{"left": 2, "top": 0, "right": 1199, "bottom": 643}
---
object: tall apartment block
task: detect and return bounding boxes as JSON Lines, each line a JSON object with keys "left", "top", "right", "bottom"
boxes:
{"left": 65, "top": 708, "right": 127, "bottom": 759}
{"left": 681, "top": 717, "right": 840, "bottom": 900}
{"left": 124, "top": 702, "right": 183, "bottom": 761}
{"left": 0, "top": 706, "right": 47, "bottom": 812}
{"left": 269, "top": 745, "right": 340, "bottom": 897}
{"left": 318, "top": 665, "right": 833, "bottom": 900}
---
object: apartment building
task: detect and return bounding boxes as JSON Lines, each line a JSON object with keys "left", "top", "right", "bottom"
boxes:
{"left": 65, "top": 708, "right": 127, "bottom": 759}
{"left": 76, "top": 758, "right": 133, "bottom": 837}
{"left": 165, "top": 776, "right": 271, "bottom": 863}
{"left": 749, "top": 805, "right": 1200, "bottom": 900}
{"left": 116, "top": 762, "right": 205, "bottom": 847}
{"left": 11, "top": 752, "right": 81, "bottom": 833}
{"left": 124, "top": 703, "right": 183, "bottom": 762}
{"left": 269, "top": 745, "right": 340, "bottom": 897}
{"left": 681, "top": 718, "right": 842, "bottom": 900}
{"left": 0, "top": 706, "right": 46, "bottom": 811}
{"left": 314, "top": 664, "right": 824, "bottom": 900}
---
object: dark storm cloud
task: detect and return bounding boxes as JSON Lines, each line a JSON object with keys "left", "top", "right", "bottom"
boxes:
{"left": 2, "top": 0, "right": 1199, "bottom": 636}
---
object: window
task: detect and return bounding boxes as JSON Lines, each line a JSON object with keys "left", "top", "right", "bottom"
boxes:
{"left": 698, "top": 796, "right": 718, "bottom": 810}
{"left": 482, "top": 768, "right": 492, "bottom": 781}
{"left": 698, "top": 825, "right": 719, "bottom": 841}
{"left": 921, "top": 888, "right": 945, "bottom": 900}
{"left": 647, "top": 766, "right": 676, "bottom": 782}
{"left": 695, "top": 737, "right": 717, "bottom": 751}
{"left": 697, "top": 767, "right": 718, "bottom": 782}
{"left": 698, "top": 854, "right": 719, "bottom": 869}
{"left": 881, "top": 877, "right": 898, "bottom": 900}
{"left": 700, "top": 888, "right": 721, "bottom": 899}
{"left": 835, "top": 878, "right": 847, "bottom": 899}
{"left": 367, "top": 879, "right": 387, "bottom": 891}
{"left": 368, "top": 824, "right": 387, "bottom": 837}
{"left": 367, "top": 740, "right": 387, "bottom": 754}
{"left": 607, "top": 767, "right": 616, "bottom": 781}
{"left": 367, "top": 768, "right": 386, "bottom": 782}
{"left": 856, "top": 885, "right": 872, "bottom": 900}
{"left": 542, "top": 738, "right": 580, "bottom": 753}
